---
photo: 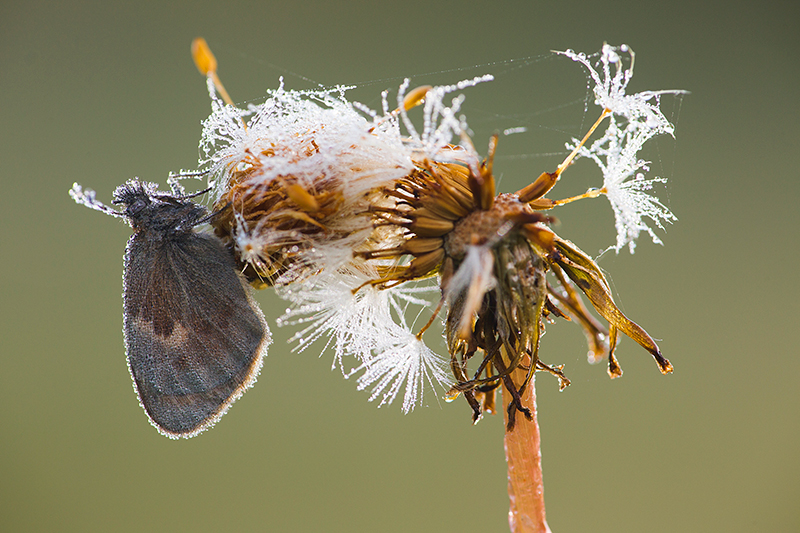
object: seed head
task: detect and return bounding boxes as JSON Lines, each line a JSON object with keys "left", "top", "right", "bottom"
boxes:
{"left": 198, "top": 44, "right": 678, "bottom": 417}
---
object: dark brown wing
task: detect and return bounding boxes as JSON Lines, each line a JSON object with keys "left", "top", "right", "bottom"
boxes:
{"left": 123, "top": 230, "right": 270, "bottom": 438}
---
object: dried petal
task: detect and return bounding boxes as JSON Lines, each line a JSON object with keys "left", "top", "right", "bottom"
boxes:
{"left": 553, "top": 237, "right": 672, "bottom": 374}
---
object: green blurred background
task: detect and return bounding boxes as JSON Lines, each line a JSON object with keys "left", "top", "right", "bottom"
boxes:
{"left": 2, "top": 1, "right": 798, "bottom": 531}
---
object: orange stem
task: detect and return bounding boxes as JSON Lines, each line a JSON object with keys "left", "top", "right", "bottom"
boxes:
{"left": 503, "top": 366, "right": 551, "bottom": 533}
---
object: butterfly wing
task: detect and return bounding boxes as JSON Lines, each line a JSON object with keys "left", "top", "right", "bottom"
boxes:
{"left": 123, "top": 230, "right": 270, "bottom": 438}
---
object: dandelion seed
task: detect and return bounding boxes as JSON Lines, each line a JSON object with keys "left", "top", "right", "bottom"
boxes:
{"left": 571, "top": 113, "right": 679, "bottom": 252}
{"left": 560, "top": 44, "right": 685, "bottom": 252}
{"left": 356, "top": 328, "right": 449, "bottom": 413}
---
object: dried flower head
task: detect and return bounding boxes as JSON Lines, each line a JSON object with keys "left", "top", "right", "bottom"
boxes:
{"left": 199, "top": 78, "right": 414, "bottom": 285}
{"left": 195, "top": 41, "right": 678, "bottom": 420}
{"left": 354, "top": 129, "right": 674, "bottom": 425}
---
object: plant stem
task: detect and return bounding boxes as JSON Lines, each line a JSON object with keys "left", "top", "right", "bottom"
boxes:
{"left": 503, "top": 367, "right": 551, "bottom": 533}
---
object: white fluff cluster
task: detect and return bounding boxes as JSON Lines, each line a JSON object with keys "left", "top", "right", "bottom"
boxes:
{"left": 395, "top": 75, "right": 494, "bottom": 159}
{"left": 200, "top": 77, "right": 414, "bottom": 204}
{"left": 276, "top": 263, "right": 448, "bottom": 412}
{"left": 561, "top": 44, "right": 684, "bottom": 253}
